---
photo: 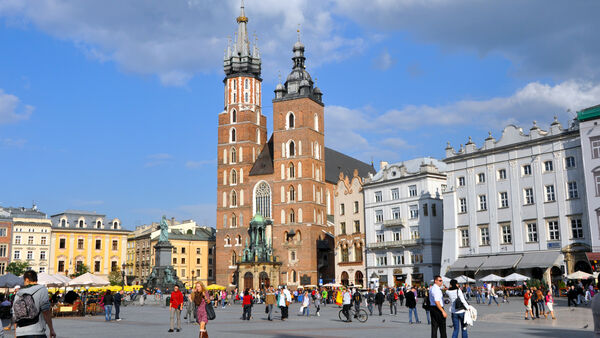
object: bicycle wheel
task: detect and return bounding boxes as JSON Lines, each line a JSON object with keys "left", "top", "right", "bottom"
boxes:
{"left": 338, "top": 309, "right": 346, "bottom": 322}
{"left": 356, "top": 309, "right": 368, "bottom": 323}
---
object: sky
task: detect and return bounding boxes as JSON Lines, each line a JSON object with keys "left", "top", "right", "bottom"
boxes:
{"left": 1, "top": 0, "right": 599, "bottom": 229}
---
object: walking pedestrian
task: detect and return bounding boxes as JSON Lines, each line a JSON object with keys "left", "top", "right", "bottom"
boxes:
{"left": 423, "top": 290, "right": 431, "bottom": 325}
{"left": 302, "top": 290, "right": 311, "bottom": 316}
{"left": 545, "top": 290, "right": 556, "bottom": 320}
{"left": 192, "top": 282, "right": 210, "bottom": 338}
{"left": 375, "top": 288, "right": 385, "bottom": 316}
{"left": 342, "top": 288, "right": 352, "bottom": 322}
{"left": 114, "top": 290, "right": 123, "bottom": 321}
{"left": 352, "top": 288, "right": 362, "bottom": 318}
{"left": 487, "top": 284, "right": 499, "bottom": 306}
{"left": 447, "top": 279, "right": 469, "bottom": 338}
{"left": 278, "top": 286, "right": 291, "bottom": 321}
{"left": 523, "top": 289, "right": 534, "bottom": 320}
{"left": 387, "top": 288, "right": 397, "bottom": 315}
{"left": 429, "top": 276, "right": 448, "bottom": 338}
{"left": 366, "top": 289, "right": 375, "bottom": 315}
{"left": 168, "top": 285, "right": 184, "bottom": 332}
{"left": 314, "top": 290, "right": 322, "bottom": 317}
{"left": 536, "top": 288, "right": 546, "bottom": 318}
{"left": 103, "top": 291, "right": 114, "bottom": 322}
{"left": 265, "top": 287, "right": 276, "bottom": 321}
{"left": 242, "top": 289, "right": 253, "bottom": 320}
{"left": 406, "top": 287, "right": 420, "bottom": 324}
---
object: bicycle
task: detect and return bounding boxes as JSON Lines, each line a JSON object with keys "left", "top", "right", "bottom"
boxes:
{"left": 338, "top": 307, "right": 368, "bottom": 323}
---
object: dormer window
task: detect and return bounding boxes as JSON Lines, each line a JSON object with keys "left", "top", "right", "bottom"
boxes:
{"left": 61, "top": 219, "right": 66, "bottom": 227}
{"left": 113, "top": 222, "right": 118, "bottom": 229}
{"left": 96, "top": 221, "right": 102, "bottom": 229}
{"left": 79, "top": 220, "right": 84, "bottom": 228}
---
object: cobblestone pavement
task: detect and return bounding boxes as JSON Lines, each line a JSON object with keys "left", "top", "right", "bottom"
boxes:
{"left": 3, "top": 297, "right": 594, "bottom": 337}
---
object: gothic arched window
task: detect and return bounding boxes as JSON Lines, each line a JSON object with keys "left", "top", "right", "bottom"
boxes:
{"left": 289, "top": 141, "right": 295, "bottom": 157}
{"left": 254, "top": 181, "right": 271, "bottom": 218}
{"left": 314, "top": 113, "right": 319, "bottom": 131}
{"left": 289, "top": 162, "right": 295, "bottom": 178}
{"left": 231, "top": 169, "right": 237, "bottom": 185}
{"left": 230, "top": 128, "right": 236, "bottom": 143}
{"left": 289, "top": 209, "right": 295, "bottom": 223}
{"left": 231, "top": 109, "right": 237, "bottom": 123}
{"left": 289, "top": 186, "right": 295, "bottom": 201}
{"left": 288, "top": 112, "right": 295, "bottom": 129}
{"left": 231, "top": 251, "right": 236, "bottom": 265}
{"left": 231, "top": 214, "right": 237, "bottom": 227}
{"left": 231, "top": 190, "right": 237, "bottom": 207}
{"left": 230, "top": 147, "right": 237, "bottom": 163}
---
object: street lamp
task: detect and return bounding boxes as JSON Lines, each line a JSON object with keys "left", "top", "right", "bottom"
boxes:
{"left": 191, "top": 270, "right": 195, "bottom": 286}
{"left": 121, "top": 263, "right": 126, "bottom": 287}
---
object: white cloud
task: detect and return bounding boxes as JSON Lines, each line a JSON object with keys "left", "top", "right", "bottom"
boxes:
{"left": 0, "top": 89, "right": 33, "bottom": 124}
{"left": 372, "top": 49, "right": 395, "bottom": 70}
{"left": 185, "top": 159, "right": 215, "bottom": 169}
{"left": 144, "top": 153, "right": 173, "bottom": 167}
{"left": 1, "top": 138, "right": 27, "bottom": 148}
{"left": 0, "top": 0, "right": 362, "bottom": 86}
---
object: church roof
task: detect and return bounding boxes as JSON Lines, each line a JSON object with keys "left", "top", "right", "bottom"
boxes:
{"left": 324, "top": 147, "right": 375, "bottom": 184}
{"left": 249, "top": 136, "right": 274, "bottom": 176}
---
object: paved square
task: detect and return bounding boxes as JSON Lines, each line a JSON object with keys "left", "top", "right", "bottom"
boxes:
{"left": 11, "top": 298, "right": 593, "bottom": 338}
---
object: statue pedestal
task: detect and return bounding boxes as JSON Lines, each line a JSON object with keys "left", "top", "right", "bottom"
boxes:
{"left": 143, "top": 240, "right": 184, "bottom": 292}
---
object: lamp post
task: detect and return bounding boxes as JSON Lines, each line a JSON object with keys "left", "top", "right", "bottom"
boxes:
{"left": 121, "top": 263, "right": 126, "bottom": 287}
{"left": 192, "top": 270, "right": 195, "bottom": 287}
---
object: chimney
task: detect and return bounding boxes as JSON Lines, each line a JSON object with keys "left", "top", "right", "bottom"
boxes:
{"left": 379, "top": 161, "right": 389, "bottom": 170}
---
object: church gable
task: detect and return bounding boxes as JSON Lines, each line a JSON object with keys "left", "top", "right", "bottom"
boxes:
{"left": 249, "top": 135, "right": 274, "bottom": 176}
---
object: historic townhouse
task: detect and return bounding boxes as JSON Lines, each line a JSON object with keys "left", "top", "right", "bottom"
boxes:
{"left": 0, "top": 209, "right": 12, "bottom": 274}
{"left": 215, "top": 3, "right": 373, "bottom": 289}
{"left": 441, "top": 119, "right": 593, "bottom": 285}
{"left": 364, "top": 158, "right": 446, "bottom": 288}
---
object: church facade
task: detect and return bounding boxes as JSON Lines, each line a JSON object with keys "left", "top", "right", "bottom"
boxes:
{"left": 216, "top": 3, "right": 374, "bottom": 290}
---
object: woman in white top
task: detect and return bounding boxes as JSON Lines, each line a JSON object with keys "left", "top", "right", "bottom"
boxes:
{"left": 447, "top": 279, "right": 469, "bottom": 338}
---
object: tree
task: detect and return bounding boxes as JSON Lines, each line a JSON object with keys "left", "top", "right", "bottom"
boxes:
{"left": 109, "top": 268, "right": 122, "bottom": 286}
{"left": 6, "top": 261, "right": 30, "bottom": 276}
{"left": 71, "top": 264, "right": 90, "bottom": 278}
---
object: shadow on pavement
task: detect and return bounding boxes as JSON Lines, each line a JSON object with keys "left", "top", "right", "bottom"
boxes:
{"left": 523, "top": 327, "right": 592, "bottom": 338}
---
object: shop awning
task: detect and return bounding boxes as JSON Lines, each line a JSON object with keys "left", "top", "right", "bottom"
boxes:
{"left": 448, "top": 256, "right": 487, "bottom": 272}
{"left": 586, "top": 252, "right": 600, "bottom": 262}
{"left": 479, "top": 254, "right": 522, "bottom": 270}
{"left": 517, "top": 251, "right": 561, "bottom": 269}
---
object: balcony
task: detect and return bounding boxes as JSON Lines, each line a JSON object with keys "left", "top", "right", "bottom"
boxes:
{"left": 367, "top": 238, "right": 423, "bottom": 249}
{"left": 383, "top": 218, "right": 406, "bottom": 228}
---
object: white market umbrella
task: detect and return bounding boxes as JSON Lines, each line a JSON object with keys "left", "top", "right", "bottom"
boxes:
{"left": 503, "top": 273, "right": 529, "bottom": 282}
{"left": 478, "top": 274, "right": 503, "bottom": 282}
{"left": 52, "top": 274, "right": 71, "bottom": 284}
{"left": 455, "top": 275, "right": 476, "bottom": 283}
{"left": 38, "top": 273, "right": 65, "bottom": 287}
{"left": 566, "top": 271, "right": 593, "bottom": 280}
{"left": 67, "top": 272, "right": 109, "bottom": 287}
{"left": 0, "top": 273, "right": 24, "bottom": 288}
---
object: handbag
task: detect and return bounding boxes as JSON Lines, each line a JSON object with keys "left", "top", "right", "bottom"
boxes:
{"left": 205, "top": 301, "right": 216, "bottom": 320}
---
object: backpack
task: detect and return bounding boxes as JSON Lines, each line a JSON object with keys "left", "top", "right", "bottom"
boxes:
{"left": 394, "top": 292, "right": 398, "bottom": 300}
{"left": 0, "top": 305, "right": 11, "bottom": 319}
{"left": 13, "top": 289, "right": 41, "bottom": 327}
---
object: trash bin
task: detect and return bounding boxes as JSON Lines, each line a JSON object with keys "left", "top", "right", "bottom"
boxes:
{"left": 166, "top": 296, "right": 170, "bottom": 307}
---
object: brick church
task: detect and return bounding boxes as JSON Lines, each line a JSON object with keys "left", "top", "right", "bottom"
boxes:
{"left": 216, "top": 2, "right": 374, "bottom": 290}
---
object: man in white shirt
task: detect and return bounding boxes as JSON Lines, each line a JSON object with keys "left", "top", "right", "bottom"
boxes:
{"left": 342, "top": 288, "right": 352, "bottom": 322}
{"left": 429, "top": 275, "right": 447, "bottom": 338}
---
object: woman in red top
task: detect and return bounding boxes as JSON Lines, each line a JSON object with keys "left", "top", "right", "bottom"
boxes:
{"left": 242, "top": 289, "right": 253, "bottom": 320}
{"left": 524, "top": 289, "right": 534, "bottom": 320}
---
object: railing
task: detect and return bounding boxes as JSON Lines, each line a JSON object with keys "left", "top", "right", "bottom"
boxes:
{"left": 383, "top": 218, "right": 406, "bottom": 227}
{"left": 367, "top": 238, "right": 423, "bottom": 249}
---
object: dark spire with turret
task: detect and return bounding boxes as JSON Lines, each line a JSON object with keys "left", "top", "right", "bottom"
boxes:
{"left": 223, "top": 0, "right": 261, "bottom": 79}
{"left": 273, "top": 30, "right": 323, "bottom": 105}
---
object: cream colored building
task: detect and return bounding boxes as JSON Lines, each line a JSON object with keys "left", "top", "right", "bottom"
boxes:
{"left": 11, "top": 217, "right": 52, "bottom": 273}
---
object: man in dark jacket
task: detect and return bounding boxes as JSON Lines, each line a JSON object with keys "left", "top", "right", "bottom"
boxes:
{"left": 114, "top": 290, "right": 123, "bottom": 321}
{"left": 366, "top": 290, "right": 375, "bottom": 315}
{"left": 405, "top": 288, "right": 420, "bottom": 324}
{"left": 352, "top": 289, "right": 362, "bottom": 318}
{"left": 375, "top": 288, "right": 385, "bottom": 316}
{"left": 387, "top": 288, "right": 397, "bottom": 315}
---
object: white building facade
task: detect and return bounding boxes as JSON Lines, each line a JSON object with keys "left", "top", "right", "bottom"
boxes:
{"left": 441, "top": 119, "right": 593, "bottom": 285}
{"left": 364, "top": 158, "right": 446, "bottom": 288}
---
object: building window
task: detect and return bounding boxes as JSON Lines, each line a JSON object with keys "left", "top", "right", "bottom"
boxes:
{"left": 432, "top": 203, "right": 437, "bottom": 216}
{"left": 77, "top": 239, "right": 84, "bottom": 250}
{"left": 408, "top": 185, "right": 417, "bottom": 197}
{"left": 58, "top": 260, "right": 65, "bottom": 272}
{"left": 377, "top": 256, "right": 387, "bottom": 266}
{"left": 526, "top": 222, "right": 538, "bottom": 242}
{"left": 596, "top": 172, "right": 600, "bottom": 196}
{"left": 524, "top": 188, "right": 534, "bottom": 205}
{"left": 289, "top": 162, "right": 295, "bottom": 178}
{"left": 94, "top": 261, "right": 101, "bottom": 272}
{"left": 500, "top": 224, "right": 512, "bottom": 244}
{"left": 393, "top": 232, "right": 401, "bottom": 241}
{"left": 96, "top": 220, "right": 102, "bottom": 228}
{"left": 15, "top": 235, "right": 21, "bottom": 245}
{"left": 565, "top": 156, "right": 576, "bottom": 168}
{"left": 353, "top": 201, "right": 359, "bottom": 213}
{"left": 95, "top": 239, "right": 102, "bottom": 250}
{"left": 0, "top": 263, "right": 4, "bottom": 274}
{"left": 231, "top": 214, "right": 237, "bottom": 228}
{"left": 23, "top": 250, "right": 30, "bottom": 260}
{"left": 59, "top": 238, "right": 66, "bottom": 249}
{"left": 230, "top": 128, "right": 236, "bottom": 142}
{"left": 376, "top": 233, "right": 384, "bottom": 242}
{"left": 354, "top": 220, "right": 360, "bottom": 233}
{"left": 571, "top": 218, "right": 584, "bottom": 239}
{"left": 13, "top": 250, "right": 20, "bottom": 260}
{"left": 112, "top": 240, "right": 118, "bottom": 251}
{"left": 393, "top": 255, "right": 405, "bottom": 265}
{"left": 289, "top": 209, "right": 295, "bottom": 223}
{"left": 391, "top": 188, "right": 399, "bottom": 200}
{"left": 181, "top": 258, "right": 186, "bottom": 264}
{"left": 477, "top": 173, "right": 485, "bottom": 183}
{"left": 231, "top": 109, "right": 237, "bottom": 123}
{"left": 0, "top": 245, "right": 6, "bottom": 257}
{"left": 254, "top": 181, "right": 271, "bottom": 218}
{"left": 478, "top": 195, "right": 487, "bottom": 211}
{"left": 79, "top": 220, "right": 84, "bottom": 227}
{"left": 544, "top": 160, "right": 554, "bottom": 172}
{"left": 480, "top": 227, "right": 490, "bottom": 246}
{"left": 0, "top": 229, "right": 5, "bottom": 237}
{"left": 548, "top": 220, "right": 560, "bottom": 241}
{"left": 28, "top": 236, "right": 34, "bottom": 245}
{"left": 459, "top": 198, "right": 467, "bottom": 213}
{"left": 340, "top": 222, "right": 346, "bottom": 235}
{"left": 497, "top": 169, "right": 507, "bottom": 180}
{"left": 375, "top": 210, "right": 383, "bottom": 223}
{"left": 423, "top": 203, "right": 428, "bottom": 216}
{"left": 288, "top": 141, "right": 295, "bottom": 157}
{"left": 458, "top": 177, "right": 466, "bottom": 186}
{"left": 230, "top": 147, "right": 237, "bottom": 163}
{"left": 39, "top": 251, "right": 45, "bottom": 261}
{"left": 523, "top": 164, "right": 532, "bottom": 175}
{"left": 409, "top": 205, "right": 419, "bottom": 219}
{"left": 374, "top": 191, "right": 382, "bottom": 202}
{"left": 460, "top": 229, "right": 469, "bottom": 247}
{"left": 591, "top": 136, "right": 600, "bottom": 158}
{"left": 231, "top": 190, "right": 237, "bottom": 207}
{"left": 499, "top": 192, "right": 509, "bottom": 208}
{"left": 392, "top": 207, "right": 401, "bottom": 220}
{"left": 341, "top": 247, "right": 349, "bottom": 262}
{"left": 231, "top": 169, "right": 237, "bottom": 185}
{"left": 545, "top": 185, "right": 556, "bottom": 202}
{"left": 568, "top": 181, "right": 579, "bottom": 199}
{"left": 61, "top": 219, "right": 66, "bottom": 227}
{"left": 340, "top": 203, "right": 345, "bottom": 215}
{"left": 288, "top": 112, "right": 295, "bottom": 129}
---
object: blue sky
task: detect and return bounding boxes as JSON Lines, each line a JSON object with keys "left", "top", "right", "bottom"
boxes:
{"left": 1, "top": 0, "right": 599, "bottom": 228}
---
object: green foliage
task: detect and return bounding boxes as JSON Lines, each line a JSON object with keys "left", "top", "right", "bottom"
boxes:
{"left": 71, "top": 264, "right": 90, "bottom": 278}
{"left": 557, "top": 280, "right": 566, "bottom": 289}
{"left": 6, "top": 261, "right": 30, "bottom": 276}
{"left": 109, "top": 268, "right": 123, "bottom": 286}
{"left": 526, "top": 279, "right": 542, "bottom": 288}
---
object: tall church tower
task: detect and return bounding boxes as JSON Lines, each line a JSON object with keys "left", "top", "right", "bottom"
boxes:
{"left": 216, "top": 1, "right": 267, "bottom": 284}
